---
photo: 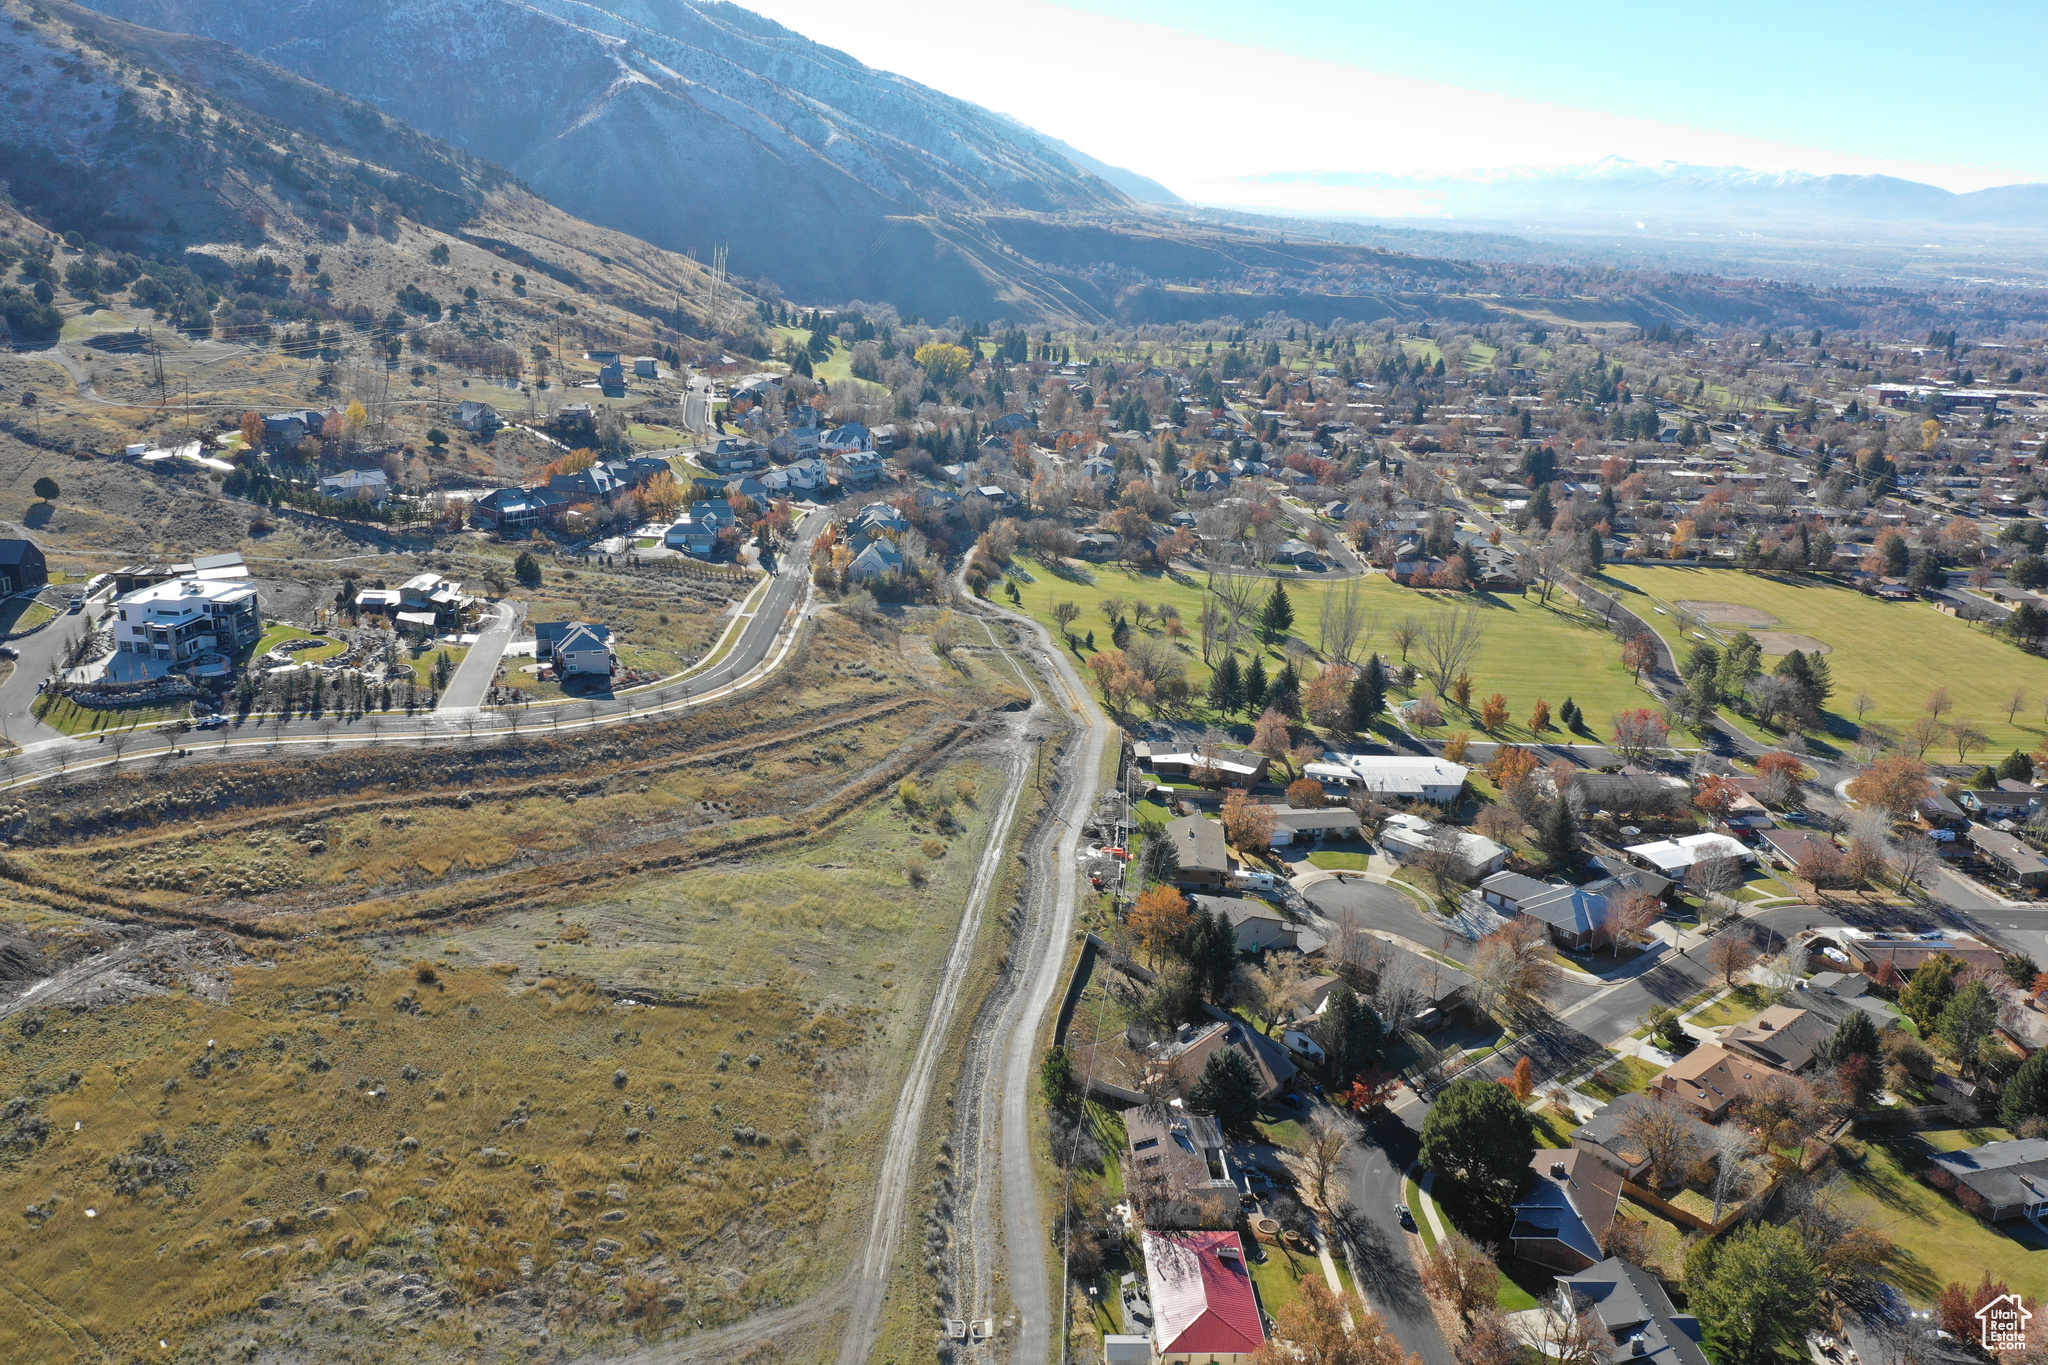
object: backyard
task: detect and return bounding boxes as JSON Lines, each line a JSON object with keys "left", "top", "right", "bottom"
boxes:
{"left": 1604, "top": 566, "right": 2048, "bottom": 753}
{"left": 1836, "top": 1134, "right": 2048, "bottom": 1302}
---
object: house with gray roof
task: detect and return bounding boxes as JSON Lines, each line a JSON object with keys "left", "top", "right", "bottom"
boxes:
{"left": 1930, "top": 1138, "right": 2048, "bottom": 1222}
{"left": 1511, "top": 1148, "right": 1624, "bottom": 1272}
{"left": 1571, "top": 1094, "right": 1717, "bottom": 1184}
{"left": 1558, "top": 1258, "right": 1712, "bottom": 1365}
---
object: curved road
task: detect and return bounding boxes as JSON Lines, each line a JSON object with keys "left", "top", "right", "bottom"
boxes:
{"left": 0, "top": 513, "right": 824, "bottom": 786}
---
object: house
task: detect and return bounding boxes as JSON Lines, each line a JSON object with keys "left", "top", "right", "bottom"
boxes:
{"left": 1076, "top": 531, "right": 1123, "bottom": 560}
{"left": 632, "top": 356, "right": 658, "bottom": 379}
{"left": 262, "top": 408, "right": 327, "bottom": 448}
{"left": 598, "top": 361, "right": 626, "bottom": 397}
{"left": 1503, "top": 880, "right": 1609, "bottom": 951}
{"left": 1929, "top": 1138, "right": 2048, "bottom": 1222}
{"left": 1719, "top": 1005, "right": 1837, "bottom": 1074}
{"left": 1755, "top": 827, "right": 1838, "bottom": 873}
{"left": 1558, "top": 1258, "right": 1713, "bottom": 1365}
{"left": 846, "top": 502, "right": 909, "bottom": 544}
{"left": 1268, "top": 806, "right": 1363, "bottom": 847}
{"left": 1837, "top": 933, "right": 2007, "bottom": 982}
{"left": 846, "top": 540, "right": 906, "bottom": 583}
{"left": 665, "top": 500, "right": 735, "bottom": 557}
{"left": 1571, "top": 1094, "right": 1718, "bottom": 1184}
{"left": 1147, "top": 1018, "right": 1297, "bottom": 1105}
{"left": 760, "top": 458, "right": 827, "bottom": 494}
{"left": 471, "top": 486, "right": 559, "bottom": 533}
{"left": 318, "top": 469, "right": 390, "bottom": 505}
{"left": 397, "top": 573, "right": 464, "bottom": 613}
{"left": 702, "top": 440, "right": 770, "bottom": 474}
{"left": 1193, "top": 895, "right": 1319, "bottom": 955}
{"left": 1137, "top": 743, "right": 1270, "bottom": 788}
{"left": 1958, "top": 781, "right": 2044, "bottom": 821}
{"left": 1140, "top": 1230, "right": 1266, "bottom": 1365}
{"left": 1123, "top": 1108, "right": 1238, "bottom": 1229}
{"left": 452, "top": 400, "right": 500, "bottom": 434}
{"left": 821, "top": 422, "right": 873, "bottom": 454}
{"left": 534, "top": 620, "right": 615, "bottom": 676}
{"left": 1510, "top": 1148, "right": 1625, "bottom": 1272}
{"left": 1652, "top": 1043, "right": 1797, "bottom": 1122}
{"left": 110, "top": 577, "right": 261, "bottom": 662}
{"left": 833, "top": 450, "right": 885, "bottom": 486}
{"left": 1588, "top": 854, "right": 1675, "bottom": 903}
{"left": 1270, "top": 539, "right": 1323, "bottom": 569}
{"left": 1967, "top": 825, "right": 2048, "bottom": 888}
{"left": 0, "top": 539, "right": 48, "bottom": 594}
{"left": 1349, "top": 935, "right": 1472, "bottom": 1031}
{"left": 1623, "top": 832, "right": 1754, "bottom": 877}
{"left": 974, "top": 483, "right": 1016, "bottom": 509}
{"left": 1377, "top": 813, "right": 1509, "bottom": 877}
{"left": 1163, "top": 816, "right": 1231, "bottom": 891}
{"left": 1305, "top": 754, "right": 1469, "bottom": 803}
{"left": 1570, "top": 770, "right": 1690, "bottom": 818}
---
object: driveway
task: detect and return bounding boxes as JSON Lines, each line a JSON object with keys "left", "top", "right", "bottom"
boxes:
{"left": 0, "top": 590, "right": 95, "bottom": 747}
{"left": 1303, "top": 877, "right": 1476, "bottom": 963}
{"left": 438, "top": 600, "right": 517, "bottom": 710}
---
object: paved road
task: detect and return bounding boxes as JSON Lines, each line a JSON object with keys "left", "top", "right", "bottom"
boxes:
{"left": 438, "top": 599, "right": 519, "bottom": 710}
{"left": 0, "top": 513, "right": 824, "bottom": 786}
{"left": 1334, "top": 1107, "right": 1452, "bottom": 1365}
{"left": 0, "top": 589, "right": 98, "bottom": 747}
{"left": 1303, "top": 878, "right": 1477, "bottom": 963}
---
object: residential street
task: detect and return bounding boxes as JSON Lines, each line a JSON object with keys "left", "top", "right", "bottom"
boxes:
{"left": 1333, "top": 1106, "right": 1453, "bottom": 1365}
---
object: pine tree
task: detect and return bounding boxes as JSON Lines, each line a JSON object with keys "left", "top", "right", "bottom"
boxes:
{"left": 2003, "top": 1051, "right": 2048, "bottom": 1130}
{"left": 1242, "top": 655, "right": 1269, "bottom": 716}
{"left": 1261, "top": 582, "right": 1295, "bottom": 640}
{"left": 1585, "top": 528, "right": 1605, "bottom": 569}
{"left": 1822, "top": 1010, "right": 1879, "bottom": 1069}
{"left": 1210, "top": 653, "right": 1242, "bottom": 714}
{"left": 1898, "top": 953, "right": 1961, "bottom": 1033}
{"left": 1269, "top": 659, "right": 1301, "bottom": 718}
{"left": 1533, "top": 798, "right": 1578, "bottom": 868}
{"left": 1349, "top": 655, "right": 1386, "bottom": 733}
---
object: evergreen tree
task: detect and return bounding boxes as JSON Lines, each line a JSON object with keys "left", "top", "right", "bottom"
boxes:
{"left": 1261, "top": 582, "right": 1296, "bottom": 640}
{"left": 1585, "top": 528, "right": 1605, "bottom": 569}
{"left": 1268, "top": 659, "right": 1301, "bottom": 718}
{"left": 1533, "top": 797, "right": 1579, "bottom": 868}
{"left": 1210, "top": 653, "right": 1242, "bottom": 714}
{"left": 1805, "top": 654, "right": 1833, "bottom": 707}
{"left": 1898, "top": 952, "right": 1961, "bottom": 1033}
{"left": 2003, "top": 1050, "right": 2048, "bottom": 1130}
{"left": 1188, "top": 1048, "right": 1261, "bottom": 1133}
{"left": 1242, "top": 655, "right": 1269, "bottom": 716}
{"left": 1419, "top": 1077, "right": 1537, "bottom": 1215}
{"left": 1314, "top": 983, "right": 1385, "bottom": 1082}
{"left": 1690, "top": 1224, "right": 1820, "bottom": 1365}
{"left": 1822, "top": 1010, "right": 1879, "bottom": 1070}
{"left": 1187, "top": 907, "right": 1238, "bottom": 1002}
{"left": 1349, "top": 655, "right": 1386, "bottom": 733}
{"left": 1559, "top": 697, "right": 1582, "bottom": 731}
{"left": 1526, "top": 483, "right": 1555, "bottom": 530}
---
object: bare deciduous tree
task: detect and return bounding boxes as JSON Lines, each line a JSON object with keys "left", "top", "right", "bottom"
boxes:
{"left": 1414, "top": 606, "right": 1487, "bottom": 698}
{"left": 1318, "top": 576, "right": 1374, "bottom": 666}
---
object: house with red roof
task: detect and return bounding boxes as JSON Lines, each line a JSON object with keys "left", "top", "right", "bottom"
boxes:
{"left": 1141, "top": 1229, "right": 1267, "bottom": 1364}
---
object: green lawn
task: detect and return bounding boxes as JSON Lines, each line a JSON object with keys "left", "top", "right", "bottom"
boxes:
{"left": 1839, "top": 1136, "right": 2048, "bottom": 1303}
{"left": 1692, "top": 985, "right": 1770, "bottom": 1029}
{"left": 1404, "top": 1176, "right": 1437, "bottom": 1251}
{"left": 1008, "top": 558, "right": 1652, "bottom": 734}
{"left": 1580, "top": 1055, "right": 1664, "bottom": 1101}
{"left": 1605, "top": 566, "right": 2048, "bottom": 753}
{"left": 31, "top": 693, "right": 189, "bottom": 736}
{"left": 0, "top": 599, "right": 54, "bottom": 636}
{"left": 252, "top": 624, "right": 345, "bottom": 664}
{"left": 1249, "top": 1241, "right": 1322, "bottom": 1317}
{"left": 1530, "top": 1105, "right": 1578, "bottom": 1150}
{"left": 1308, "top": 850, "right": 1372, "bottom": 871}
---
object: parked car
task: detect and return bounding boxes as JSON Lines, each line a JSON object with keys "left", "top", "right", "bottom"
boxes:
{"left": 1395, "top": 1202, "right": 1416, "bottom": 1231}
{"left": 196, "top": 714, "right": 228, "bottom": 729}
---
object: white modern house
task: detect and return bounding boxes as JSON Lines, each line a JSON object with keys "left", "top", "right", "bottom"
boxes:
{"left": 1307, "top": 753, "right": 1470, "bottom": 804}
{"left": 111, "top": 578, "right": 261, "bottom": 664}
{"left": 1623, "top": 832, "right": 1754, "bottom": 876}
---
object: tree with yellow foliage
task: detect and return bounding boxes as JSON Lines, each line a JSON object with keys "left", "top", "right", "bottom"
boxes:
{"left": 914, "top": 341, "right": 972, "bottom": 387}
{"left": 640, "top": 470, "right": 685, "bottom": 519}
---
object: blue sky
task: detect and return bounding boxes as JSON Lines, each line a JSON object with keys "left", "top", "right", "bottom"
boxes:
{"left": 746, "top": 0, "right": 2043, "bottom": 198}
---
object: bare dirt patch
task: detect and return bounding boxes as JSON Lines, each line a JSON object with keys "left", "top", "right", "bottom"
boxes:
{"left": 1753, "top": 631, "right": 1831, "bottom": 656}
{"left": 1676, "top": 599, "right": 1780, "bottom": 627}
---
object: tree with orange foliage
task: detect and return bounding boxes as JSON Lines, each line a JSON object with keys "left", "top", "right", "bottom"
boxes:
{"left": 1845, "top": 754, "right": 1933, "bottom": 818}
{"left": 1529, "top": 698, "right": 1552, "bottom": 732}
{"left": 1251, "top": 1279, "right": 1419, "bottom": 1365}
{"left": 1221, "top": 789, "right": 1278, "bottom": 852}
{"left": 238, "top": 410, "right": 265, "bottom": 452}
{"left": 1129, "top": 885, "right": 1191, "bottom": 964}
{"left": 1343, "top": 1066, "right": 1400, "bottom": 1112}
{"left": 1087, "top": 651, "right": 1154, "bottom": 717}
{"left": 1755, "top": 751, "right": 1804, "bottom": 782}
{"left": 1479, "top": 693, "right": 1509, "bottom": 732}
{"left": 1622, "top": 633, "right": 1656, "bottom": 681}
{"left": 544, "top": 447, "right": 599, "bottom": 479}
{"left": 1501, "top": 1055, "right": 1536, "bottom": 1103}
{"left": 1443, "top": 731, "right": 1472, "bottom": 764}
{"left": 640, "top": 469, "right": 685, "bottom": 519}
{"left": 1694, "top": 774, "right": 1741, "bottom": 818}
{"left": 1286, "top": 777, "right": 1326, "bottom": 809}
{"left": 1489, "top": 745, "right": 1540, "bottom": 795}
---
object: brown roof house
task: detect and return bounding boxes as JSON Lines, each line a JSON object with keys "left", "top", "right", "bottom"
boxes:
{"left": 1719, "top": 1005, "right": 1837, "bottom": 1075}
{"left": 1652, "top": 1043, "right": 1798, "bottom": 1122}
{"left": 1163, "top": 815, "right": 1232, "bottom": 892}
{"left": 1146, "top": 1018, "right": 1298, "bottom": 1105}
{"left": 1510, "top": 1148, "right": 1624, "bottom": 1272}
{"left": 1123, "top": 1106, "right": 1240, "bottom": 1229}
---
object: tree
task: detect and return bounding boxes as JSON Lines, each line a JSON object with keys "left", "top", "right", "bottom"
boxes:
{"left": 1419, "top": 1232, "right": 1498, "bottom": 1324}
{"left": 1689, "top": 1223, "right": 1820, "bottom": 1365}
{"left": 513, "top": 551, "right": 542, "bottom": 587}
{"left": 1479, "top": 693, "right": 1509, "bottom": 732}
{"left": 1188, "top": 1047, "right": 1261, "bottom": 1133}
{"left": 1532, "top": 797, "right": 1578, "bottom": 869}
{"left": 1705, "top": 933, "right": 1758, "bottom": 989}
{"left": 1316, "top": 982, "right": 1384, "bottom": 1081}
{"left": 1503, "top": 1055, "right": 1536, "bottom": 1103}
{"left": 1304, "top": 663, "right": 1355, "bottom": 731}
{"left": 1470, "top": 919, "right": 1562, "bottom": 1025}
{"left": 1261, "top": 581, "right": 1296, "bottom": 641}
{"left": 1458, "top": 1311, "right": 1531, "bottom": 1365}
{"left": 1242, "top": 655, "right": 1269, "bottom": 715}
{"left": 1350, "top": 655, "right": 1387, "bottom": 732}
{"left": 1609, "top": 708, "right": 1672, "bottom": 762}
{"left": 1602, "top": 889, "right": 1663, "bottom": 953}
{"left": 1897, "top": 952, "right": 1961, "bottom": 1033}
{"left": 1822, "top": 1010, "right": 1880, "bottom": 1072}
{"left": 1415, "top": 606, "right": 1487, "bottom": 697}
{"left": 1934, "top": 980, "right": 1998, "bottom": 1076}
{"left": 1537, "top": 1287, "right": 1617, "bottom": 1365}
{"left": 1419, "top": 1077, "right": 1537, "bottom": 1214}
{"left": 1618, "top": 1096, "right": 1705, "bottom": 1188}
{"left": 2002, "top": 1050, "right": 2048, "bottom": 1130}
{"left": 1687, "top": 853, "right": 1745, "bottom": 912}
{"left": 1937, "top": 1273, "right": 2016, "bottom": 1351}
{"left": 1250, "top": 1280, "right": 1418, "bottom": 1365}
{"left": 1210, "top": 652, "right": 1243, "bottom": 712}
{"left": 1051, "top": 599, "right": 1081, "bottom": 642}
{"left": 1530, "top": 698, "right": 1552, "bottom": 732}
{"left": 914, "top": 341, "right": 972, "bottom": 386}
{"left": 1130, "top": 885, "right": 1191, "bottom": 964}
{"left": 1621, "top": 633, "right": 1655, "bottom": 681}
{"left": 1040, "top": 1043, "right": 1081, "bottom": 1115}
{"left": 1220, "top": 789, "right": 1278, "bottom": 852}
{"left": 31, "top": 476, "right": 58, "bottom": 502}
{"left": 1252, "top": 708, "right": 1293, "bottom": 767}
{"left": 1298, "top": 1114, "right": 1348, "bottom": 1214}
{"left": 1846, "top": 754, "right": 1932, "bottom": 818}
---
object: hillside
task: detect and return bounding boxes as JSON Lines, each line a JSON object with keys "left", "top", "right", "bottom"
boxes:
{"left": 1, "top": 0, "right": 741, "bottom": 351}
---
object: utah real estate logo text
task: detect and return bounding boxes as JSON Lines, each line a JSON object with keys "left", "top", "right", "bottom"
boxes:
{"left": 1979, "top": 1294, "right": 2032, "bottom": 1353}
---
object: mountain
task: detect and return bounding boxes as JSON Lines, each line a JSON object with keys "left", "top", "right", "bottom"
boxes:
{"left": 1206, "top": 157, "right": 2048, "bottom": 230}
{"left": 75, "top": 0, "right": 1152, "bottom": 318}
{"left": 1000, "top": 121, "right": 1186, "bottom": 206}
{"left": 2, "top": 0, "right": 735, "bottom": 348}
